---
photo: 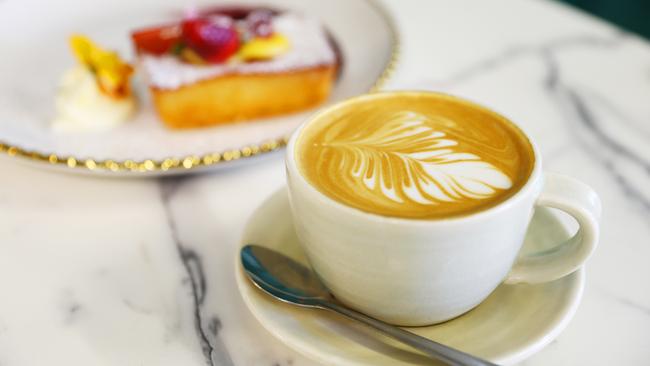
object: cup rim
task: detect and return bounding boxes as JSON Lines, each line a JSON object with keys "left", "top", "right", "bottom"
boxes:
{"left": 286, "top": 90, "right": 543, "bottom": 226}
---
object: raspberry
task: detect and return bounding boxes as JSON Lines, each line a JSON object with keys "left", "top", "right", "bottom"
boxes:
{"left": 181, "top": 16, "right": 240, "bottom": 63}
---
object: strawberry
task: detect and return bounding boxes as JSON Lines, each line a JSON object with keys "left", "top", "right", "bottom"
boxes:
{"left": 131, "top": 24, "right": 181, "bottom": 55}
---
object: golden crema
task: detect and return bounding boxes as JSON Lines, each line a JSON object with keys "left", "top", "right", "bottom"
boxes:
{"left": 296, "top": 92, "right": 535, "bottom": 219}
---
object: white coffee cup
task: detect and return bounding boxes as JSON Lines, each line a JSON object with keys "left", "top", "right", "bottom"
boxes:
{"left": 286, "top": 91, "right": 601, "bottom": 326}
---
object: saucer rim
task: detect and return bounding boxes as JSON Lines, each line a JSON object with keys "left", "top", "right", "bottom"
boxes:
{"left": 235, "top": 187, "right": 586, "bottom": 366}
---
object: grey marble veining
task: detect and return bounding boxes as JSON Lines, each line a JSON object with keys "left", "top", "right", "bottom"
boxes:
{"left": 541, "top": 48, "right": 649, "bottom": 206}
{"left": 160, "top": 178, "right": 234, "bottom": 366}
{"left": 1, "top": 0, "right": 649, "bottom": 365}
{"left": 415, "top": 33, "right": 624, "bottom": 88}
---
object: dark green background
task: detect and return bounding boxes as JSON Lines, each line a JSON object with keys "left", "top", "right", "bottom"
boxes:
{"left": 558, "top": 0, "right": 650, "bottom": 39}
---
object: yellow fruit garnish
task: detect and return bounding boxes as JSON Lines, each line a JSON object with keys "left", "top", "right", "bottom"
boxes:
{"left": 69, "top": 34, "right": 133, "bottom": 98}
{"left": 237, "top": 33, "right": 290, "bottom": 61}
{"left": 180, "top": 48, "right": 207, "bottom": 65}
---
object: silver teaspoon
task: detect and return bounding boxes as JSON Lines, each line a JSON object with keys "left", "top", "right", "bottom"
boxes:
{"left": 240, "top": 245, "right": 498, "bottom": 366}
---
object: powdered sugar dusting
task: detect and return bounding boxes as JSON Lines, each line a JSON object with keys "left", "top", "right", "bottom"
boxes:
{"left": 140, "top": 13, "right": 336, "bottom": 90}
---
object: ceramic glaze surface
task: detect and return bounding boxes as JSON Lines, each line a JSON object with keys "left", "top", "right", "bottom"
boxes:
{"left": 286, "top": 90, "right": 601, "bottom": 326}
{"left": 236, "top": 187, "right": 586, "bottom": 365}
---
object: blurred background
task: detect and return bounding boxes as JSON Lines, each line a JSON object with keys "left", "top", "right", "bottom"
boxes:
{"left": 557, "top": 0, "right": 650, "bottom": 39}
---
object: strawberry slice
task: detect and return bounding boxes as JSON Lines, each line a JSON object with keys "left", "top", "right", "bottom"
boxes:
{"left": 131, "top": 24, "right": 181, "bottom": 55}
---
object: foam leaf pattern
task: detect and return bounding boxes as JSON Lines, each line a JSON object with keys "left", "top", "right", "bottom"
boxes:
{"left": 323, "top": 111, "right": 513, "bottom": 205}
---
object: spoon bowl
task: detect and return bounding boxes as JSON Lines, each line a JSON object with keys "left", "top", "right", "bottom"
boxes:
{"left": 241, "top": 245, "right": 331, "bottom": 307}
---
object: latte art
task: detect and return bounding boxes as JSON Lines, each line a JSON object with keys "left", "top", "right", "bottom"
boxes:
{"left": 297, "top": 93, "right": 535, "bottom": 219}
{"left": 323, "top": 111, "right": 513, "bottom": 205}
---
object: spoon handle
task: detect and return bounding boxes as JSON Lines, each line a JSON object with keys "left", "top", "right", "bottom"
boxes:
{"left": 321, "top": 302, "right": 498, "bottom": 366}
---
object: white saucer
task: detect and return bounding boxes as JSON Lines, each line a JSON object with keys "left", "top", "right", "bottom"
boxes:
{"left": 0, "top": 0, "right": 396, "bottom": 176}
{"left": 236, "top": 187, "right": 585, "bottom": 366}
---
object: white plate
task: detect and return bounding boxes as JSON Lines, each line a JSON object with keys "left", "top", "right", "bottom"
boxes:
{"left": 236, "top": 187, "right": 585, "bottom": 366}
{"left": 0, "top": 0, "right": 397, "bottom": 176}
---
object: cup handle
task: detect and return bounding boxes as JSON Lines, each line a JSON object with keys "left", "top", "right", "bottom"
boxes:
{"left": 504, "top": 173, "right": 601, "bottom": 285}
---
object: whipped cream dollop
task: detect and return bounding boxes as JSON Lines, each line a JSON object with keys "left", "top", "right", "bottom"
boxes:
{"left": 53, "top": 67, "right": 136, "bottom": 132}
{"left": 140, "top": 13, "right": 337, "bottom": 90}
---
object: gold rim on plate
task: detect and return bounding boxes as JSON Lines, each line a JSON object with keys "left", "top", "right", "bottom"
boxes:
{"left": 0, "top": 0, "right": 400, "bottom": 174}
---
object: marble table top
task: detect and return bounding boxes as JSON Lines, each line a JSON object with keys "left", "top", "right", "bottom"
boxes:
{"left": 1, "top": 0, "right": 649, "bottom": 365}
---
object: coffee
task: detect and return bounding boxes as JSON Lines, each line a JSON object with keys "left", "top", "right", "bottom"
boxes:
{"left": 296, "top": 92, "right": 535, "bottom": 219}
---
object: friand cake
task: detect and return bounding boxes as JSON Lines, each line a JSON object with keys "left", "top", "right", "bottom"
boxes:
{"left": 131, "top": 7, "right": 339, "bottom": 129}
